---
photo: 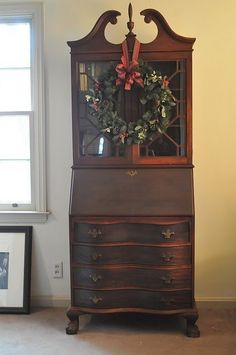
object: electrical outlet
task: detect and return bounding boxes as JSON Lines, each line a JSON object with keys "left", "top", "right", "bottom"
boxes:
{"left": 53, "top": 262, "right": 63, "bottom": 278}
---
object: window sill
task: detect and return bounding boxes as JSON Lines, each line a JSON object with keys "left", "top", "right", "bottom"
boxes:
{"left": 0, "top": 211, "right": 50, "bottom": 224}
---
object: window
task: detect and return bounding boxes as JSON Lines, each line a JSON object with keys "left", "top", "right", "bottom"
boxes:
{"left": 0, "top": 3, "right": 48, "bottom": 222}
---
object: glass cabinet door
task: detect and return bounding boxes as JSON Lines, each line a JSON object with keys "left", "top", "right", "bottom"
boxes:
{"left": 78, "top": 61, "right": 126, "bottom": 158}
{"left": 77, "top": 59, "right": 187, "bottom": 162}
{"left": 139, "top": 60, "right": 186, "bottom": 158}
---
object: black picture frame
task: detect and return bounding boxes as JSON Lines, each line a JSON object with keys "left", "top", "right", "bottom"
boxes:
{"left": 0, "top": 226, "right": 32, "bottom": 314}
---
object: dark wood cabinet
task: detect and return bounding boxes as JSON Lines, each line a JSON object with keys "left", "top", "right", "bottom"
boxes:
{"left": 66, "top": 5, "right": 199, "bottom": 337}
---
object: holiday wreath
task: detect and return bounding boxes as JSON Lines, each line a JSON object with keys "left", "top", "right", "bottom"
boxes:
{"left": 86, "top": 39, "right": 176, "bottom": 145}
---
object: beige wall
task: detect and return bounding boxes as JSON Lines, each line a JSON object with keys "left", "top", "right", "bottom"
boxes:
{"left": 1, "top": 0, "right": 235, "bottom": 305}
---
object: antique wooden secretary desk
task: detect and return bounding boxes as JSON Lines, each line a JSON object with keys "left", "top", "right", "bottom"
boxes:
{"left": 66, "top": 4, "right": 200, "bottom": 337}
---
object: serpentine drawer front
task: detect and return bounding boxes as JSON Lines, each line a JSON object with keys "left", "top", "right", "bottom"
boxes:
{"left": 73, "top": 289, "right": 192, "bottom": 310}
{"left": 73, "top": 266, "right": 192, "bottom": 290}
{"left": 72, "top": 244, "right": 192, "bottom": 266}
{"left": 74, "top": 222, "right": 190, "bottom": 244}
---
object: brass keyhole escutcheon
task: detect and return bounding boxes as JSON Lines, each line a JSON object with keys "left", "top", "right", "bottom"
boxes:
{"left": 127, "top": 170, "right": 138, "bottom": 177}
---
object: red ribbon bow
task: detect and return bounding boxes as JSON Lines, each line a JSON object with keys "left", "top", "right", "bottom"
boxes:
{"left": 116, "top": 39, "right": 144, "bottom": 91}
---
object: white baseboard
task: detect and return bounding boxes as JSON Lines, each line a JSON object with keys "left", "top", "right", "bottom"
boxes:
{"left": 31, "top": 296, "right": 70, "bottom": 308}
{"left": 31, "top": 296, "right": 236, "bottom": 308}
{"left": 196, "top": 297, "right": 236, "bottom": 309}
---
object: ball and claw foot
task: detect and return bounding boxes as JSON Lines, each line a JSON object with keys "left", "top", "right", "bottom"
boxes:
{"left": 66, "top": 309, "right": 79, "bottom": 335}
{"left": 186, "top": 319, "right": 200, "bottom": 338}
{"left": 66, "top": 319, "right": 79, "bottom": 335}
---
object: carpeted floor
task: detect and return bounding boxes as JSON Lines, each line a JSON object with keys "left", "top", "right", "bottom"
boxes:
{"left": 0, "top": 307, "right": 236, "bottom": 355}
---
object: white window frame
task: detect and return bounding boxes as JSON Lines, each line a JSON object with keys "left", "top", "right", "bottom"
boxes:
{"left": 0, "top": 3, "right": 49, "bottom": 223}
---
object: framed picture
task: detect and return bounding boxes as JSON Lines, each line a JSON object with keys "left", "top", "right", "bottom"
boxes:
{"left": 0, "top": 226, "right": 32, "bottom": 314}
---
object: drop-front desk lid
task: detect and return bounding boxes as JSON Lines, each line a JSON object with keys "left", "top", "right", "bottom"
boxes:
{"left": 70, "top": 168, "right": 194, "bottom": 216}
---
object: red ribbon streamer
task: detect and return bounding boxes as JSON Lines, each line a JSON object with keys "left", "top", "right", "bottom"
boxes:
{"left": 116, "top": 39, "right": 144, "bottom": 91}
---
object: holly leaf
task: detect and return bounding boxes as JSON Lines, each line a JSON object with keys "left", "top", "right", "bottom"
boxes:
{"left": 134, "top": 125, "right": 142, "bottom": 131}
{"left": 161, "top": 106, "right": 166, "bottom": 118}
{"left": 140, "top": 97, "right": 147, "bottom": 105}
{"left": 120, "top": 125, "right": 127, "bottom": 133}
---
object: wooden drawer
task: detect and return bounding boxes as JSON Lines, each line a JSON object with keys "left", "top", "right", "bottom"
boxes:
{"left": 73, "top": 266, "right": 192, "bottom": 290}
{"left": 72, "top": 245, "right": 191, "bottom": 266}
{"left": 73, "top": 289, "right": 192, "bottom": 310}
{"left": 74, "top": 222, "right": 190, "bottom": 244}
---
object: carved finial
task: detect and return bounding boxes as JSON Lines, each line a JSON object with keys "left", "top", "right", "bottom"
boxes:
{"left": 127, "top": 3, "right": 135, "bottom": 35}
{"left": 128, "top": 3, "right": 132, "bottom": 22}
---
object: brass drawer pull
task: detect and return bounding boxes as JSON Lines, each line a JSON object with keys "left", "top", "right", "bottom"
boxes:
{"left": 161, "top": 254, "right": 174, "bottom": 263}
{"left": 160, "top": 297, "right": 175, "bottom": 306}
{"left": 91, "top": 253, "right": 102, "bottom": 261}
{"left": 161, "top": 276, "right": 174, "bottom": 285}
{"left": 88, "top": 228, "right": 102, "bottom": 239}
{"left": 161, "top": 229, "right": 175, "bottom": 239}
{"left": 89, "top": 274, "right": 102, "bottom": 283}
{"left": 127, "top": 170, "right": 138, "bottom": 177}
{"left": 90, "top": 295, "right": 103, "bottom": 304}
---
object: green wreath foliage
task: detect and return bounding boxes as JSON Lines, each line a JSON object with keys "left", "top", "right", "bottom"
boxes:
{"left": 85, "top": 60, "right": 176, "bottom": 145}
